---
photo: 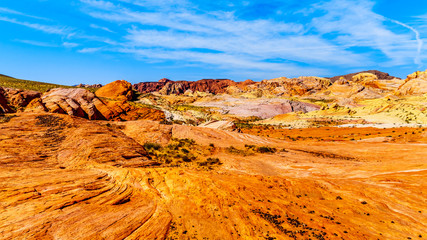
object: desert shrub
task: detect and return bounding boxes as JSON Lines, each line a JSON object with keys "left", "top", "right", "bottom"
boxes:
{"left": 143, "top": 138, "right": 222, "bottom": 169}
{"left": 226, "top": 146, "right": 253, "bottom": 156}
{"left": 198, "top": 157, "right": 222, "bottom": 166}
{"left": 0, "top": 114, "right": 16, "bottom": 123}
{"left": 227, "top": 145, "right": 277, "bottom": 155}
{"left": 256, "top": 146, "right": 276, "bottom": 153}
{"left": 143, "top": 142, "right": 162, "bottom": 151}
{"left": 35, "top": 115, "right": 68, "bottom": 129}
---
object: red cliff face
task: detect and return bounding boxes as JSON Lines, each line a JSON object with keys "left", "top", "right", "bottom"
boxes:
{"left": 133, "top": 81, "right": 168, "bottom": 93}
{"left": 133, "top": 79, "right": 242, "bottom": 95}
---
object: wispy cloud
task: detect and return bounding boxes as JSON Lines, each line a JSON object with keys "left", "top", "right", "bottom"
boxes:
{"left": 15, "top": 39, "right": 58, "bottom": 47}
{"left": 0, "top": 16, "right": 71, "bottom": 35}
{"left": 310, "top": 0, "right": 423, "bottom": 66}
{"left": 4, "top": 0, "right": 420, "bottom": 79}
{"left": 63, "top": 42, "right": 79, "bottom": 48}
{"left": 89, "top": 23, "right": 114, "bottom": 32}
{"left": 80, "top": 0, "right": 369, "bottom": 76}
{"left": 385, "top": 18, "right": 423, "bottom": 65}
{"left": 0, "top": 7, "right": 50, "bottom": 21}
{"left": 78, "top": 47, "right": 103, "bottom": 53}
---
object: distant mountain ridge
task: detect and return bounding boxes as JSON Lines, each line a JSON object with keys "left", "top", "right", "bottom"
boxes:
{"left": 329, "top": 70, "right": 398, "bottom": 83}
{"left": 133, "top": 70, "right": 401, "bottom": 96}
{"left": 133, "top": 78, "right": 240, "bottom": 95}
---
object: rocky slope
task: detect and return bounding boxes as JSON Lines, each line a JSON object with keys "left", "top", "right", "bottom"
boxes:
{"left": 0, "top": 112, "right": 425, "bottom": 239}
{"left": 193, "top": 96, "right": 320, "bottom": 119}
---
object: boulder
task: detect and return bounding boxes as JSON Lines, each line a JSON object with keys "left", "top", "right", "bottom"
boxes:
{"left": 24, "top": 98, "right": 47, "bottom": 113}
{"left": 2, "top": 88, "right": 41, "bottom": 110}
{"left": 95, "top": 80, "right": 133, "bottom": 101}
{"left": 35, "top": 88, "right": 105, "bottom": 120}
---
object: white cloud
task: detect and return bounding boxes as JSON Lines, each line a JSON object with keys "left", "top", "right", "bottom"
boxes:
{"left": 0, "top": 16, "right": 71, "bottom": 35}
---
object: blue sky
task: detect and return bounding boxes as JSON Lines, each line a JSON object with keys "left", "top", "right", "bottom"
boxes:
{"left": 0, "top": 0, "right": 426, "bottom": 85}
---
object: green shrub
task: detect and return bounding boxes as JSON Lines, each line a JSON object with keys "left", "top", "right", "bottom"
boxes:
{"left": 256, "top": 146, "right": 276, "bottom": 153}
{"left": 143, "top": 142, "right": 162, "bottom": 151}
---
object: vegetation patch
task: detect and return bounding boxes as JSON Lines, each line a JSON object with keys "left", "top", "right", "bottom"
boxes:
{"left": 143, "top": 138, "right": 222, "bottom": 169}
{"left": 0, "top": 75, "right": 71, "bottom": 92}
{"left": 35, "top": 115, "right": 71, "bottom": 147}
{"left": 291, "top": 148, "right": 357, "bottom": 161}
{"left": 226, "top": 145, "right": 277, "bottom": 156}
{"left": 252, "top": 209, "right": 328, "bottom": 240}
{"left": 0, "top": 114, "right": 16, "bottom": 123}
{"left": 35, "top": 115, "right": 68, "bottom": 128}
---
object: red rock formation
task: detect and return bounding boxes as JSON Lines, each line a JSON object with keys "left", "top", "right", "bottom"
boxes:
{"left": 133, "top": 79, "right": 170, "bottom": 93}
{"left": 159, "top": 78, "right": 171, "bottom": 83}
{"left": 95, "top": 80, "right": 133, "bottom": 101}
{"left": 0, "top": 87, "right": 13, "bottom": 113}
{"left": 2, "top": 87, "right": 41, "bottom": 110}
{"left": 25, "top": 87, "right": 165, "bottom": 121}
{"left": 134, "top": 79, "right": 238, "bottom": 95}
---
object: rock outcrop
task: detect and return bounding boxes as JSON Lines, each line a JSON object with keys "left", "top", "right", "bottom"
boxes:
{"left": 0, "top": 87, "right": 13, "bottom": 113}
{"left": 317, "top": 72, "right": 405, "bottom": 100}
{"left": 95, "top": 80, "right": 133, "bottom": 101}
{"left": 76, "top": 83, "right": 103, "bottom": 88}
{"left": 2, "top": 88, "right": 41, "bottom": 110}
{"left": 27, "top": 88, "right": 104, "bottom": 119}
{"left": 25, "top": 84, "right": 165, "bottom": 121}
{"left": 194, "top": 97, "right": 320, "bottom": 119}
{"left": 230, "top": 76, "right": 331, "bottom": 97}
{"left": 396, "top": 70, "right": 427, "bottom": 95}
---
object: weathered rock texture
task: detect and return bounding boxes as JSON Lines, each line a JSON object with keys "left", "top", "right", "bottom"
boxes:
{"left": 0, "top": 113, "right": 426, "bottom": 239}
{"left": 2, "top": 88, "right": 41, "bottom": 110}
{"left": 95, "top": 80, "right": 133, "bottom": 101}
{"left": 0, "top": 88, "right": 13, "bottom": 113}
{"left": 25, "top": 86, "right": 165, "bottom": 121}
{"left": 396, "top": 70, "right": 427, "bottom": 95}
{"left": 194, "top": 97, "right": 320, "bottom": 119}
